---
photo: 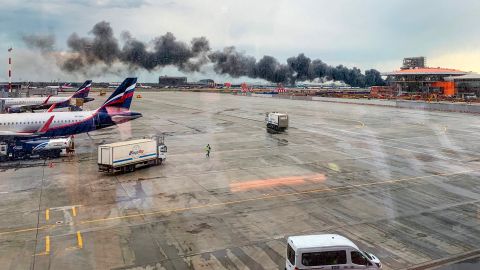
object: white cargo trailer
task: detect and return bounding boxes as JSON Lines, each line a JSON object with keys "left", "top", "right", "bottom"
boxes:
{"left": 98, "top": 138, "right": 167, "bottom": 173}
{"left": 265, "top": 112, "right": 289, "bottom": 131}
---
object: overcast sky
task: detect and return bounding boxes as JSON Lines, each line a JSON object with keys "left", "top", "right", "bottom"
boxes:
{"left": 0, "top": 0, "right": 479, "bottom": 83}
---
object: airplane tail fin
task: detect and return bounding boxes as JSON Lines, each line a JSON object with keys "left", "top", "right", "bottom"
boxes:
{"left": 100, "top": 77, "right": 137, "bottom": 111}
{"left": 71, "top": 80, "right": 92, "bottom": 99}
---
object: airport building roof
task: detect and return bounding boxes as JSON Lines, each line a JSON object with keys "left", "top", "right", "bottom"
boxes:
{"left": 444, "top": 73, "right": 480, "bottom": 81}
{"left": 383, "top": 67, "right": 468, "bottom": 76}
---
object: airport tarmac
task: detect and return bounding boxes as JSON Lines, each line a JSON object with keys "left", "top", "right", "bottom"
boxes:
{"left": 1, "top": 91, "right": 480, "bottom": 270}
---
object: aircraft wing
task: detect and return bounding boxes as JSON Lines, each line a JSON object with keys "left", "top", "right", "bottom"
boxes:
{"left": 6, "top": 104, "right": 38, "bottom": 113}
{"left": 8, "top": 104, "right": 45, "bottom": 112}
{"left": 6, "top": 97, "right": 51, "bottom": 112}
{"left": 37, "top": 115, "right": 55, "bottom": 133}
{"left": 47, "top": 103, "right": 57, "bottom": 112}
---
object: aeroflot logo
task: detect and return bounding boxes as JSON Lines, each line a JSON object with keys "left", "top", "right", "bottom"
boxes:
{"left": 129, "top": 145, "right": 144, "bottom": 157}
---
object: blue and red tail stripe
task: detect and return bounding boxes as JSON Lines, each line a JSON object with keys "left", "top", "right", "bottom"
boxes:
{"left": 72, "top": 80, "right": 92, "bottom": 99}
{"left": 101, "top": 78, "right": 137, "bottom": 109}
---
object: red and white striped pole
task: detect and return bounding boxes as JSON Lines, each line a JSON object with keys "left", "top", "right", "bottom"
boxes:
{"left": 7, "top": 47, "right": 12, "bottom": 92}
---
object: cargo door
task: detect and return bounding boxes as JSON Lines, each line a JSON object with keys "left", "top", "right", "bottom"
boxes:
{"left": 100, "top": 147, "right": 111, "bottom": 165}
{"left": 278, "top": 115, "right": 288, "bottom": 127}
{"left": 93, "top": 113, "right": 101, "bottom": 128}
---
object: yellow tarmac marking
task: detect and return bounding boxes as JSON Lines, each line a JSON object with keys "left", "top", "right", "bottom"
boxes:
{"left": 77, "top": 231, "right": 83, "bottom": 248}
{"left": 45, "top": 209, "right": 49, "bottom": 221}
{"left": 34, "top": 236, "right": 50, "bottom": 256}
{"left": 45, "top": 235, "right": 50, "bottom": 253}
{"left": 3, "top": 169, "right": 478, "bottom": 236}
{"left": 65, "top": 230, "right": 84, "bottom": 250}
{"left": 72, "top": 206, "right": 77, "bottom": 217}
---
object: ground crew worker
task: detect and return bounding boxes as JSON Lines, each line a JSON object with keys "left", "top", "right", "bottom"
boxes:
{"left": 67, "top": 135, "right": 75, "bottom": 156}
{"left": 205, "top": 144, "right": 211, "bottom": 157}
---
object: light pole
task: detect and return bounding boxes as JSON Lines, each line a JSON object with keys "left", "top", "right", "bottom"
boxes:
{"left": 7, "top": 47, "right": 12, "bottom": 92}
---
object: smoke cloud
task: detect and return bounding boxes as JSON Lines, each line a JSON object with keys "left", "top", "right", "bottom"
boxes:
{"left": 22, "top": 34, "right": 55, "bottom": 52}
{"left": 26, "top": 21, "right": 385, "bottom": 86}
{"left": 209, "top": 49, "right": 385, "bottom": 86}
{"left": 209, "top": 46, "right": 256, "bottom": 78}
{"left": 60, "top": 21, "right": 211, "bottom": 75}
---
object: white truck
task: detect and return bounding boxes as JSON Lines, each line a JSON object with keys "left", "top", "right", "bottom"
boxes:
{"left": 98, "top": 137, "right": 167, "bottom": 173}
{"left": 265, "top": 112, "right": 289, "bottom": 131}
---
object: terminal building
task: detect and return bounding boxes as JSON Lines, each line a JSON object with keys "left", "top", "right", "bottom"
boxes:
{"left": 198, "top": 79, "right": 215, "bottom": 87}
{"left": 383, "top": 57, "right": 480, "bottom": 97}
{"left": 445, "top": 73, "right": 480, "bottom": 98}
{"left": 158, "top": 76, "right": 187, "bottom": 87}
{"left": 158, "top": 76, "right": 217, "bottom": 88}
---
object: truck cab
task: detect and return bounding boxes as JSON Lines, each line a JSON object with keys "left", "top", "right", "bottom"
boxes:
{"left": 0, "top": 143, "right": 9, "bottom": 161}
{"left": 158, "top": 143, "right": 167, "bottom": 163}
{"left": 286, "top": 234, "right": 382, "bottom": 270}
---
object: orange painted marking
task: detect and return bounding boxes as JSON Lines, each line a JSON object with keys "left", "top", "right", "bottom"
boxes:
{"left": 230, "top": 174, "right": 326, "bottom": 192}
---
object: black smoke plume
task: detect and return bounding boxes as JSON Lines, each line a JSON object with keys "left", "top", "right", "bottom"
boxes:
{"left": 209, "top": 47, "right": 256, "bottom": 78}
{"left": 61, "top": 21, "right": 211, "bottom": 74}
{"left": 209, "top": 49, "right": 385, "bottom": 86}
{"left": 35, "top": 21, "right": 385, "bottom": 86}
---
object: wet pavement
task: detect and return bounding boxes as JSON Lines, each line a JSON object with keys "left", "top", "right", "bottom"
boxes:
{"left": 437, "top": 256, "right": 480, "bottom": 270}
{"left": 1, "top": 92, "right": 480, "bottom": 270}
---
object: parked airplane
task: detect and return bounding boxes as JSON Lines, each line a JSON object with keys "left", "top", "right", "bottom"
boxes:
{"left": 0, "top": 78, "right": 141, "bottom": 140}
{"left": 139, "top": 83, "right": 152, "bottom": 89}
{"left": 46, "top": 83, "right": 74, "bottom": 91}
{"left": 1, "top": 80, "right": 94, "bottom": 113}
{"left": 108, "top": 82, "right": 120, "bottom": 88}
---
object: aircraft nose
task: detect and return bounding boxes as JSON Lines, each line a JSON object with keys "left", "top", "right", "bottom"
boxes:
{"left": 130, "top": 112, "right": 142, "bottom": 119}
{"left": 110, "top": 111, "right": 143, "bottom": 123}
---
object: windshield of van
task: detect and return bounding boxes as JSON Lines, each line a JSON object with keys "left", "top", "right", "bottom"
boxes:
{"left": 287, "top": 244, "right": 295, "bottom": 265}
{"left": 362, "top": 251, "right": 373, "bottom": 260}
{"left": 352, "top": 250, "right": 370, "bottom": 265}
{"left": 302, "top": 250, "right": 347, "bottom": 266}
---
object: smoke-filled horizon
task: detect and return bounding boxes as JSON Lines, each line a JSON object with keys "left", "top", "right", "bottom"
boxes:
{"left": 23, "top": 21, "right": 385, "bottom": 87}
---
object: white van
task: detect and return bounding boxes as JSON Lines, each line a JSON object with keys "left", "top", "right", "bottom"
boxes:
{"left": 286, "top": 234, "right": 382, "bottom": 269}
